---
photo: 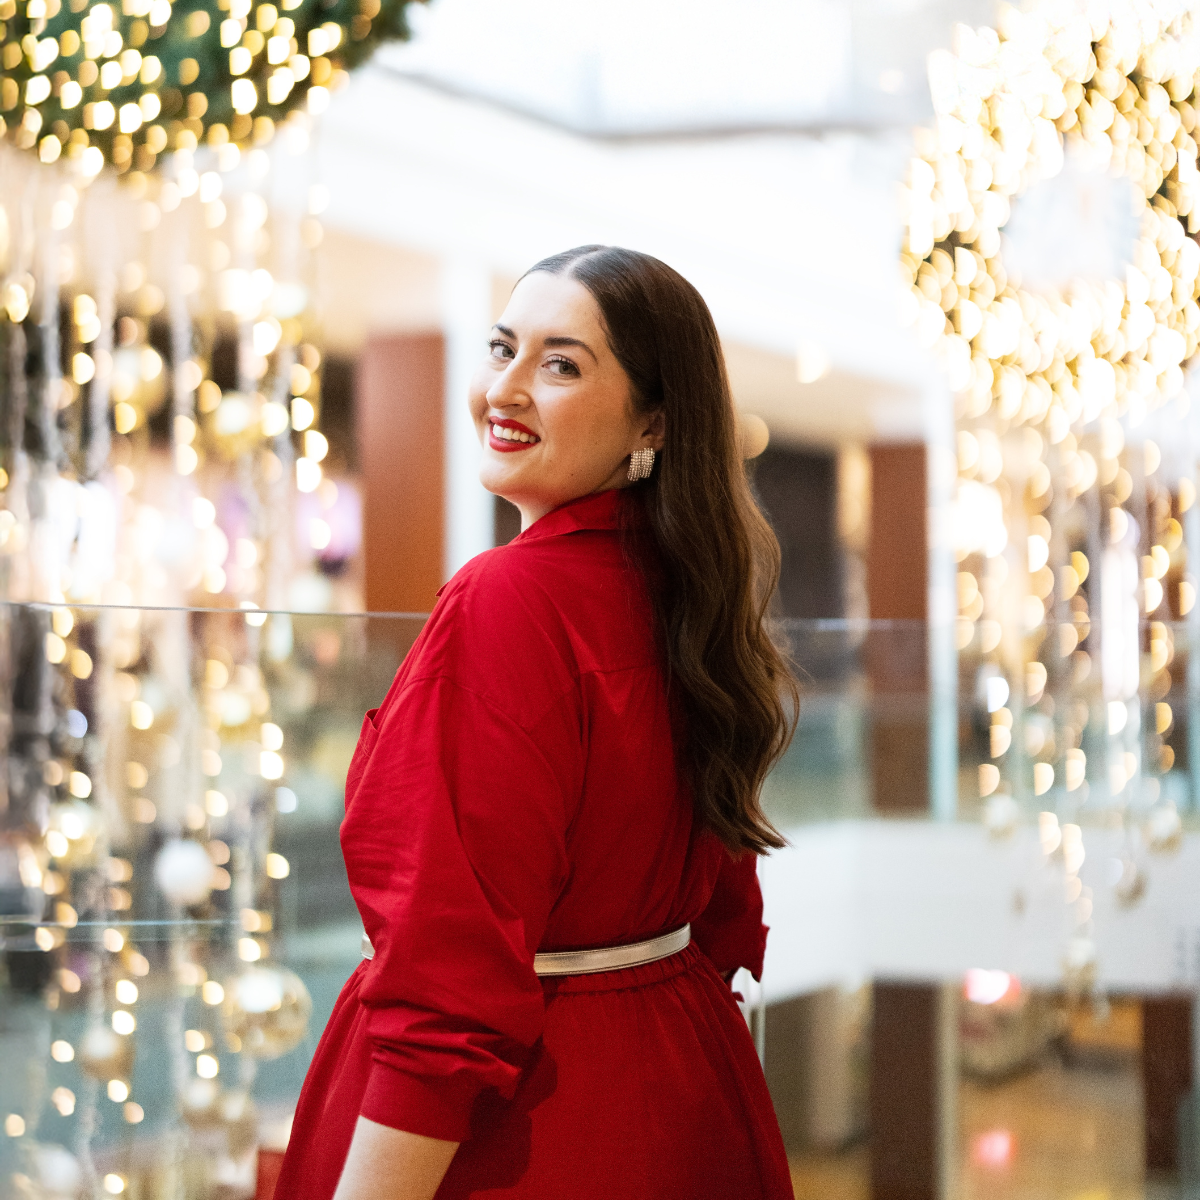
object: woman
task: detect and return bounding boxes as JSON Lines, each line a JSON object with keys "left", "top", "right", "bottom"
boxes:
{"left": 277, "top": 246, "right": 798, "bottom": 1200}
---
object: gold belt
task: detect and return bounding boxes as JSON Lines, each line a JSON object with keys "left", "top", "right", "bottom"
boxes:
{"left": 361, "top": 923, "right": 691, "bottom": 977}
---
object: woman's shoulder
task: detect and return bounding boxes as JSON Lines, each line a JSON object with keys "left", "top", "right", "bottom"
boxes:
{"left": 443, "top": 525, "right": 632, "bottom": 618}
{"left": 396, "top": 543, "right": 585, "bottom": 705}
{"left": 404, "top": 532, "right": 653, "bottom": 695}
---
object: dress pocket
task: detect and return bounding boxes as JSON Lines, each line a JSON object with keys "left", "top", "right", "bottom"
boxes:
{"left": 344, "top": 709, "right": 381, "bottom": 803}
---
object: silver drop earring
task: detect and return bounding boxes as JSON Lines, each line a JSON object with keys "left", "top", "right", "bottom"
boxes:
{"left": 628, "top": 448, "right": 655, "bottom": 482}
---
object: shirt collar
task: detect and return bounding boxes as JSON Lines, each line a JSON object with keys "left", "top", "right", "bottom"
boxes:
{"left": 513, "top": 488, "right": 630, "bottom": 543}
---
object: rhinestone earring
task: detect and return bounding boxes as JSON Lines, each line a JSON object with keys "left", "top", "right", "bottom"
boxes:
{"left": 627, "top": 447, "right": 655, "bottom": 482}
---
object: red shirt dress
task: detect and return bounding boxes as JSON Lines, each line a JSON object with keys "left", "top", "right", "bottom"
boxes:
{"left": 276, "top": 488, "right": 793, "bottom": 1199}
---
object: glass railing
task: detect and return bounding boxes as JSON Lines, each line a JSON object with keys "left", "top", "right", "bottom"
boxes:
{"left": 0, "top": 604, "right": 1195, "bottom": 1196}
{"left": 0, "top": 604, "right": 424, "bottom": 1198}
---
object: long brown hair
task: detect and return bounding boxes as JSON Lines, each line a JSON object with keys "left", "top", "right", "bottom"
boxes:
{"left": 526, "top": 246, "right": 797, "bottom": 855}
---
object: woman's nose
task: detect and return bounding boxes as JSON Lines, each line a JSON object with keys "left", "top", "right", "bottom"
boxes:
{"left": 486, "top": 364, "right": 531, "bottom": 409}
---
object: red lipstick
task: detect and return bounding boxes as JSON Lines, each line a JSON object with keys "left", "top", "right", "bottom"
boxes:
{"left": 487, "top": 417, "right": 541, "bottom": 453}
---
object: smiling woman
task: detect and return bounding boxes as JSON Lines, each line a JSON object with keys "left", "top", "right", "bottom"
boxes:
{"left": 471, "top": 267, "right": 663, "bottom": 528}
{"left": 278, "top": 245, "right": 797, "bottom": 1200}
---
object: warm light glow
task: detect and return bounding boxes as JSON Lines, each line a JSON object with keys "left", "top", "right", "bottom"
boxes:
{"left": 304, "top": 429, "right": 329, "bottom": 462}
{"left": 795, "top": 339, "right": 830, "bottom": 384}
{"left": 291, "top": 396, "right": 315, "bottom": 429}
{"left": 114, "top": 403, "right": 137, "bottom": 434}
{"left": 1033, "top": 763, "right": 1054, "bottom": 796}
{"left": 964, "top": 968, "right": 1018, "bottom": 1006}
{"left": 1064, "top": 749, "right": 1086, "bottom": 792}
{"left": 261, "top": 401, "right": 290, "bottom": 438}
{"left": 971, "top": 1130, "right": 1015, "bottom": 1169}
{"left": 310, "top": 518, "right": 331, "bottom": 550}
{"left": 231, "top": 78, "right": 258, "bottom": 113}
{"left": 296, "top": 457, "right": 322, "bottom": 492}
{"left": 45, "top": 632, "right": 66, "bottom": 664}
{"left": 1039, "top": 811, "right": 1061, "bottom": 855}
{"left": 193, "top": 497, "right": 216, "bottom": 528}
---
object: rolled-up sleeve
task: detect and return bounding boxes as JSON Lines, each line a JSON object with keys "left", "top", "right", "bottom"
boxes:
{"left": 341, "top": 670, "right": 582, "bottom": 1141}
{"left": 690, "top": 849, "right": 768, "bottom": 982}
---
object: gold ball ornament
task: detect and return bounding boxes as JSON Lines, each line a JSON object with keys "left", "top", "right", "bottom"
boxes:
{"left": 220, "top": 966, "right": 311, "bottom": 1060}
{"left": 0, "top": 832, "right": 47, "bottom": 922}
{"left": 77, "top": 1024, "right": 134, "bottom": 1082}
{"left": 1062, "top": 935, "right": 1097, "bottom": 998}
{"left": 1112, "top": 857, "right": 1147, "bottom": 907}
{"left": 739, "top": 413, "right": 770, "bottom": 460}
{"left": 45, "top": 800, "right": 100, "bottom": 870}
{"left": 1145, "top": 803, "right": 1184, "bottom": 854}
{"left": 179, "top": 1077, "right": 221, "bottom": 1129}
{"left": 218, "top": 1090, "right": 259, "bottom": 1158}
{"left": 983, "top": 793, "right": 1020, "bottom": 839}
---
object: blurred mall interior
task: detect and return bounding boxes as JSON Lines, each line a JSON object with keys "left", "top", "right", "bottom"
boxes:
{"left": 3, "top": 0, "right": 1200, "bottom": 1196}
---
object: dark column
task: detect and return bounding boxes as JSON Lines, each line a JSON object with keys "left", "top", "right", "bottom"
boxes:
{"left": 870, "top": 982, "right": 940, "bottom": 1200}
{"left": 357, "top": 333, "right": 445, "bottom": 614}
{"left": 866, "top": 443, "right": 928, "bottom": 814}
{"left": 752, "top": 446, "right": 843, "bottom": 620}
{"left": 1143, "top": 995, "right": 1193, "bottom": 1175}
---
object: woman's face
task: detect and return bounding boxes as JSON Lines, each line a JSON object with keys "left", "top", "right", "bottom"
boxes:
{"left": 469, "top": 271, "right": 663, "bottom": 529}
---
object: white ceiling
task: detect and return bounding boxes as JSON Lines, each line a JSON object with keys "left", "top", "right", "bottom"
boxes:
{"left": 381, "top": 0, "right": 997, "bottom": 134}
{"left": 286, "top": 0, "right": 995, "bottom": 444}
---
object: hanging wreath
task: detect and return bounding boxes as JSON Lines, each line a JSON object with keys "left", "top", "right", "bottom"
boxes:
{"left": 0, "top": 0, "right": 423, "bottom": 172}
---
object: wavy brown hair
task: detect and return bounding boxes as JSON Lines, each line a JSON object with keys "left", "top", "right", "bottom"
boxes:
{"left": 526, "top": 246, "right": 798, "bottom": 855}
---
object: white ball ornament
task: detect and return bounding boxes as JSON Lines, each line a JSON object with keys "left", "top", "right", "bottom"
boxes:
{"left": 31, "top": 1143, "right": 83, "bottom": 1199}
{"left": 155, "top": 839, "right": 215, "bottom": 906}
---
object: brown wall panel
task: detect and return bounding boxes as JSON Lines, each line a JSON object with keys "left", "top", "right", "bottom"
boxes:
{"left": 866, "top": 443, "right": 928, "bottom": 813}
{"left": 867, "top": 444, "right": 927, "bottom": 622}
{"left": 1143, "top": 995, "right": 1193, "bottom": 1175}
{"left": 357, "top": 333, "right": 445, "bottom": 614}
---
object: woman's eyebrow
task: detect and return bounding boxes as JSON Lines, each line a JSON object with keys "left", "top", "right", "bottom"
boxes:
{"left": 543, "top": 336, "right": 597, "bottom": 363}
{"left": 492, "top": 325, "right": 598, "bottom": 364}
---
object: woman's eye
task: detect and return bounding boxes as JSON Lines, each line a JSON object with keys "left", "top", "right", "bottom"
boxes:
{"left": 545, "top": 356, "right": 578, "bottom": 376}
{"left": 488, "top": 340, "right": 514, "bottom": 360}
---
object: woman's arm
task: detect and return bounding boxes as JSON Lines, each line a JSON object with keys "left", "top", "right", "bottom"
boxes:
{"left": 332, "top": 1117, "right": 459, "bottom": 1200}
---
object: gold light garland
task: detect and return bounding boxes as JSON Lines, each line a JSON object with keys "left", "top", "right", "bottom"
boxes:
{"left": 0, "top": 0, "right": 422, "bottom": 173}
{"left": 903, "top": 2, "right": 1200, "bottom": 991}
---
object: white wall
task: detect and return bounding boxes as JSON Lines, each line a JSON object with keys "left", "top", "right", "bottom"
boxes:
{"left": 760, "top": 820, "right": 1200, "bottom": 1001}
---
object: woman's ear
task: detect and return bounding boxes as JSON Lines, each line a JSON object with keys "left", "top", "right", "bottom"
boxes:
{"left": 643, "top": 410, "right": 666, "bottom": 451}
